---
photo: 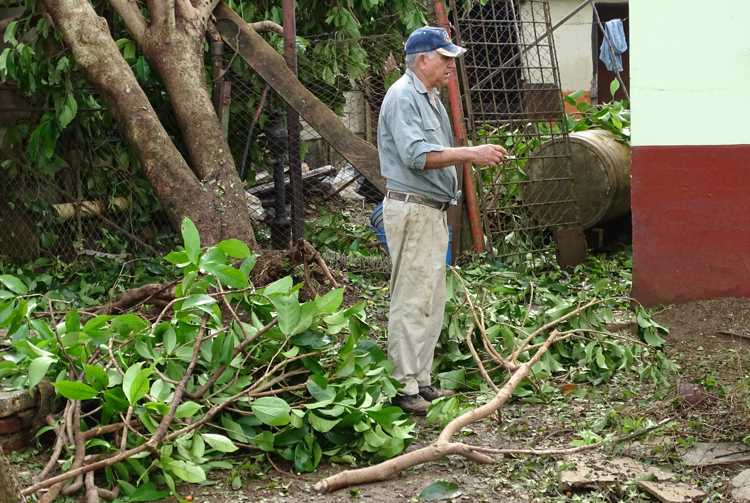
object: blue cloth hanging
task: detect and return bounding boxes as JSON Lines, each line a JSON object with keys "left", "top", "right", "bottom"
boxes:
{"left": 599, "top": 19, "right": 628, "bottom": 73}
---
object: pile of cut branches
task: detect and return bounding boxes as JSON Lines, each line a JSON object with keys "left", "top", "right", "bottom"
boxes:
{"left": 0, "top": 219, "right": 412, "bottom": 501}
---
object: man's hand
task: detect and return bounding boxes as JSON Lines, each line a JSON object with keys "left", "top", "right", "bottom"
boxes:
{"left": 469, "top": 144, "right": 508, "bottom": 166}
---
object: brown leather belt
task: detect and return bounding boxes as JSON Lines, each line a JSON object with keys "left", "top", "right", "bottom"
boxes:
{"left": 386, "top": 190, "right": 450, "bottom": 211}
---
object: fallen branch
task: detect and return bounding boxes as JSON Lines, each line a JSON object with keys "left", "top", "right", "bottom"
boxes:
{"left": 314, "top": 295, "right": 603, "bottom": 493}
{"left": 313, "top": 328, "right": 563, "bottom": 492}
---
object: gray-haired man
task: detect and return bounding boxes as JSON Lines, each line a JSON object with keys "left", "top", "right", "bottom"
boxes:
{"left": 378, "top": 27, "right": 507, "bottom": 415}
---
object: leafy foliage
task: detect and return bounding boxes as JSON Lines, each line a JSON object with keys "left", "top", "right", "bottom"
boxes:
{"left": 423, "top": 249, "right": 675, "bottom": 425}
{"left": 0, "top": 219, "right": 412, "bottom": 497}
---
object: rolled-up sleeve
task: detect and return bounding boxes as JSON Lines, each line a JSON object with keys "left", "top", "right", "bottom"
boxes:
{"left": 392, "top": 97, "right": 445, "bottom": 170}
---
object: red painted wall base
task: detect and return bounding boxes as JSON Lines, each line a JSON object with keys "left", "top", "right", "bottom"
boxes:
{"left": 632, "top": 145, "right": 750, "bottom": 305}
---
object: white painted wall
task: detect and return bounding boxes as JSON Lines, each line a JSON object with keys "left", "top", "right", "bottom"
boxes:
{"left": 631, "top": 0, "right": 750, "bottom": 146}
{"left": 546, "top": 0, "right": 625, "bottom": 93}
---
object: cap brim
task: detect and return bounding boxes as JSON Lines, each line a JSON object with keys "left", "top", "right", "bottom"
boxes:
{"left": 436, "top": 43, "right": 467, "bottom": 58}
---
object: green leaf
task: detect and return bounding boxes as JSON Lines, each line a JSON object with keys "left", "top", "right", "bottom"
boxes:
{"left": 418, "top": 480, "right": 462, "bottom": 501}
{"left": 253, "top": 431, "right": 275, "bottom": 452}
{"left": 126, "top": 481, "right": 169, "bottom": 502}
{"left": 122, "top": 363, "right": 152, "bottom": 405}
{"left": 308, "top": 412, "right": 341, "bottom": 433}
{"left": 28, "top": 356, "right": 55, "bottom": 388}
{"left": 610, "top": 78, "right": 621, "bottom": 97}
{"left": 65, "top": 310, "right": 80, "bottom": 334}
{"left": 306, "top": 375, "right": 335, "bottom": 402}
{"left": 57, "top": 92, "right": 78, "bottom": 129}
{"left": 84, "top": 364, "right": 108, "bottom": 390}
{"left": 201, "top": 433, "right": 239, "bottom": 453}
{"left": 203, "top": 262, "right": 248, "bottom": 289}
{"left": 166, "top": 459, "right": 206, "bottom": 483}
{"left": 181, "top": 294, "right": 217, "bottom": 311}
{"left": 643, "top": 329, "right": 666, "bottom": 348}
{"left": 251, "top": 396, "right": 291, "bottom": 426}
{"left": 0, "top": 275, "right": 27, "bottom": 294}
{"left": 218, "top": 239, "right": 251, "bottom": 259}
{"left": 314, "top": 288, "right": 344, "bottom": 314}
{"left": 437, "top": 369, "right": 465, "bottom": 390}
{"left": 270, "top": 294, "right": 302, "bottom": 336}
{"left": 263, "top": 276, "right": 293, "bottom": 296}
{"left": 54, "top": 380, "right": 98, "bottom": 400}
{"left": 176, "top": 401, "right": 202, "bottom": 419}
{"left": 181, "top": 218, "right": 201, "bottom": 264}
{"left": 164, "top": 250, "right": 191, "bottom": 267}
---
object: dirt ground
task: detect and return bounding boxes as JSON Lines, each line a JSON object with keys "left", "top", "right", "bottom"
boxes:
{"left": 170, "top": 299, "right": 749, "bottom": 502}
{"left": 11, "top": 299, "right": 749, "bottom": 502}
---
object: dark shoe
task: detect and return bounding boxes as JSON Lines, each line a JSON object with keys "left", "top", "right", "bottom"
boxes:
{"left": 418, "top": 385, "right": 455, "bottom": 402}
{"left": 393, "top": 393, "right": 431, "bottom": 416}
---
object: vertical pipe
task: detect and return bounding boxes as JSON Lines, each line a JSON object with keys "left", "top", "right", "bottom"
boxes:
{"left": 210, "top": 30, "right": 224, "bottom": 114}
{"left": 434, "top": 1, "right": 484, "bottom": 253}
{"left": 283, "top": 0, "right": 304, "bottom": 241}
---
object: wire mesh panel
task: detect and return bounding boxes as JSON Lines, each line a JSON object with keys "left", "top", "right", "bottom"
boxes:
{"left": 452, "top": 0, "right": 581, "bottom": 261}
{"left": 0, "top": 109, "right": 173, "bottom": 262}
{"left": 221, "top": 29, "right": 404, "bottom": 251}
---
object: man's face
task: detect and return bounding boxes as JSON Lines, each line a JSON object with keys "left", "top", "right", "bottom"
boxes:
{"left": 419, "top": 52, "right": 456, "bottom": 89}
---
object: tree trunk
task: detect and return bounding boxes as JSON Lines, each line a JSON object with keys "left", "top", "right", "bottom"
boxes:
{"left": 142, "top": 19, "right": 257, "bottom": 244}
{"left": 42, "top": 0, "right": 257, "bottom": 248}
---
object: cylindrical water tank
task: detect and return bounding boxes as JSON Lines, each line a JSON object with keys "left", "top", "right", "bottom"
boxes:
{"left": 524, "top": 129, "right": 631, "bottom": 229}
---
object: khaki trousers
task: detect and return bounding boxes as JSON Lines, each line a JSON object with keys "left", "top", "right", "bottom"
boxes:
{"left": 383, "top": 198, "right": 449, "bottom": 395}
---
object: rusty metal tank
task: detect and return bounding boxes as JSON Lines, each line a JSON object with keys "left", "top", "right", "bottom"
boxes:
{"left": 523, "top": 129, "right": 631, "bottom": 229}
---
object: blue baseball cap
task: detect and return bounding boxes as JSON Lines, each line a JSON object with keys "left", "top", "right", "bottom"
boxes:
{"left": 404, "top": 26, "right": 467, "bottom": 57}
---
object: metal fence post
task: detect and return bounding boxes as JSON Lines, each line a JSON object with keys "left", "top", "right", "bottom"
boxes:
{"left": 283, "top": 0, "right": 304, "bottom": 242}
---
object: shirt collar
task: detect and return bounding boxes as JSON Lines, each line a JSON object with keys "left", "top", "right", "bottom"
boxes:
{"left": 406, "top": 69, "right": 430, "bottom": 95}
{"left": 406, "top": 69, "right": 441, "bottom": 101}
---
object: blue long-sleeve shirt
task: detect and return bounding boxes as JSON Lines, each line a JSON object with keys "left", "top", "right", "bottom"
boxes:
{"left": 377, "top": 70, "right": 458, "bottom": 203}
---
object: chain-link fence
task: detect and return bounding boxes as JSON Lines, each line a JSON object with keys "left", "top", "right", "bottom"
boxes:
{"left": 1, "top": 1, "right": 579, "bottom": 266}
{"left": 0, "top": 86, "right": 174, "bottom": 262}
{"left": 452, "top": 0, "right": 581, "bottom": 262}
{"left": 219, "top": 26, "right": 402, "bottom": 251}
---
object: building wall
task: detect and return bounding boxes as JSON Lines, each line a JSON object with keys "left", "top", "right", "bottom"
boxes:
{"left": 548, "top": 0, "right": 625, "bottom": 102}
{"left": 630, "top": 0, "right": 750, "bottom": 304}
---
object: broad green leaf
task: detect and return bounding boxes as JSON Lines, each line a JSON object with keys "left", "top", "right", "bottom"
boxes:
{"left": 251, "top": 396, "right": 291, "bottom": 426}
{"left": 122, "top": 363, "right": 152, "bottom": 405}
{"left": 437, "top": 369, "right": 465, "bottom": 390}
{"left": 176, "top": 401, "right": 202, "bottom": 419}
{"left": 163, "top": 327, "right": 177, "bottom": 355}
{"left": 201, "top": 433, "right": 239, "bottom": 453}
{"left": 84, "top": 364, "right": 108, "bottom": 390}
{"left": 125, "top": 481, "right": 169, "bottom": 502}
{"left": 217, "top": 239, "right": 251, "bottom": 259}
{"left": 203, "top": 262, "right": 248, "bottom": 289}
{"left": 418, "top": 480, "right": 462, "bottom": 501}
{"left": 57, "top": 92, "right": 78, "bottom": 129}
{"left": 0, "top": 275, "right": 27, "bottom": 294}
{"left": 314, "top": 288, "right": 344, "bottom": 314}
{"left": 270, "top": 294, "right": 301, "bottom": 336}
{"left": 263, "top": 276, "right": 293, "bottom": 296}
{"left": 54, "top": 380, "right": 98, "bottom": 400}
{"left": 610, "top": 78, "right": 621, "bottom": 97}
{"left": 308, "top": 412, "right": 341, "bottom": 433}
{"left": 253, "top": 431, "right": 275, "bottom": 452}
{"left": 181, "top": 294, "right": 216, "bottom": 311}
{"left": 181, "top": 218, "right": 201, "bottom": 264}
{"left": 28, "top": 356, "right": 55, "bottom": 388}
{"left": 166, "top": 459, "right": 206, "bottom": 483}
{"left": 164, "top": 250, "right": 191, "bottom": 267}
{"left": 643, "top": 329, "right": 666, "bottom": 348}
{"left": 306, "top": 375, "right": 335, "bottom": 402}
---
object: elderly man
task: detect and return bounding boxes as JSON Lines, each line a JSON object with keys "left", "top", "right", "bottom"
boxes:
{"left": 378, "top": 26, "right": 507, "bottom": 415}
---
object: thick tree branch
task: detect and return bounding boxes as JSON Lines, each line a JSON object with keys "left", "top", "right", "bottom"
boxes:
{"left": 147, "top": 0, "right": 175, "bottom": 32}
{"left": 251, "top": 20, "right": 284, "bottom": 34}
{"left": 107, "top": 0, "right": 146, "bottom": 43}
